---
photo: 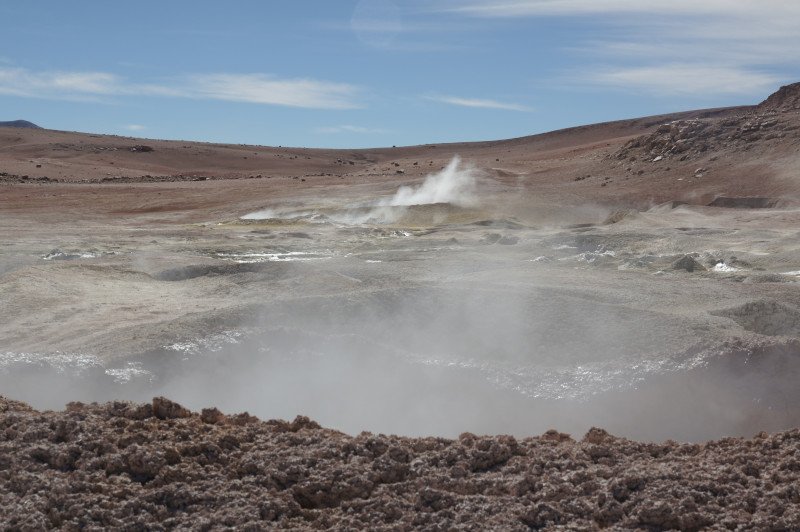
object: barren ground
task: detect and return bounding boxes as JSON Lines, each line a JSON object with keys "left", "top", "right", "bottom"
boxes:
{"left": 2, "top": 396, "right": 799, "bottom": 530}
{"left": 1, "top": 84, "right": 800, "bottom": 528}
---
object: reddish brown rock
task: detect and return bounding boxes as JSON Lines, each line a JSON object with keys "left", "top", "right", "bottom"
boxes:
{"left": 152, "top": 396, "right": 191, "bottom": 420}
{"left": 1, "top": 396, "right": 799, "bottom": 529}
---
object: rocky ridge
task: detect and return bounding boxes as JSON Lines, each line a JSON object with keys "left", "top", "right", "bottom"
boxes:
{"left": 1, "top": 396, "right": 799, "bottom": 530}
{"left": 611, "top": 82, "right": 800, "bottom": 163}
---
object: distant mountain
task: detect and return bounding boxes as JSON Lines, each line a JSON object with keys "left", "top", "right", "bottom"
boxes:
{"left": 0, "top": 120, "right": 41, "bottom": 129}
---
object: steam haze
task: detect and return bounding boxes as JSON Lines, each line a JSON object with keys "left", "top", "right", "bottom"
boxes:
{"left": 4, "top": 166, "right": 800, "bottom": 442}
{"left": 4, "top": 3, "right": 800, "bottom": 527}
{"left": 379, "top": 156, "right": 478, "bottom": 207}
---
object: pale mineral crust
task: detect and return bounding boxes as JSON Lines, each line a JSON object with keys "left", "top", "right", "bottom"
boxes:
{"left": 1, "top": 396, "right": 799, "bottom": 530}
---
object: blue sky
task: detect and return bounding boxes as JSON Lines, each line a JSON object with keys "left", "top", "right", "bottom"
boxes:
{"left": 1, "top": 0, "right": 798, "bottom": 148}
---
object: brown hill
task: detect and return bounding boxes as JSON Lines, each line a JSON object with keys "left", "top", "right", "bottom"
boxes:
{"left": 1, "top": 84, "right": 799, "bottom": 215}
{"left": 0, "top": 119, "right": 40, "bottom": 129}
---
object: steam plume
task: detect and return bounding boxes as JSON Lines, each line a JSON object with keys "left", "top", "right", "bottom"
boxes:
{"left": 379, "top": 156, "right": 478, "bottom": 207}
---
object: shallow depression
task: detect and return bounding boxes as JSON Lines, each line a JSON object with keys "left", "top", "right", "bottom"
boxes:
{"left": 4, "top": 282, "right": 800, "bottom": 442}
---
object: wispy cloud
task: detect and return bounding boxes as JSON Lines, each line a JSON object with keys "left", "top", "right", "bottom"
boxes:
{"left": 442, "top": 1, "right": 800, "bottom": 97}
{"left": 350, "top": 0, "right": 403, "bottom": 47}
{"left": 123, "top": 124, "right": 147, "bottom": 132}
{"left": 446, "top": 1, "right": 800, "bottom": 18}
{"left": 316, "top": 3, "right": 475, "bottom": 52}
{"left": 584, "top": 64, "right": 783, "bottom": 96}
{"left": 0, "top": 68, "right": 123, "bottom": 100}
{"left": 184, "top": 74, "right": 361, "bottom": 109}
{"left": 426, "top": 95, "right": 532, "bottom": 111}
{"left": 314, "top": 124, "right": 388, "bottom": 134}
{"left": 0, "top": 67, "right": 363, "bottom": 109}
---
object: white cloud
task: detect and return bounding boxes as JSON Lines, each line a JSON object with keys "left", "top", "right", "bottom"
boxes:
{"left": 0, "top": 67, "right": 363, "bottom": 109}
{"left": 0, "top": 68, "right": 122, "bottom": 99}
{"left": 123, "top": 124, "right": 146, "bottom": 132}
{"left": 50, "top": 72, "right": 121, "bottom": 94}
{"left": 447, "top": 0, "right": 800, "bottom": 19}
{"left": 585, "top": 64, "right": 783, "bottom": 96}
{"left": 426, "top": 95, "right": 532, "bottom": 111}
{"left": 442, "top": 1, "right": 800, "bottom": 97}
{"left": 315, "top": 125, "right": 388, "bottom": 134}
{"left": 185, "top": 74, "right": 361, "bottom": 109}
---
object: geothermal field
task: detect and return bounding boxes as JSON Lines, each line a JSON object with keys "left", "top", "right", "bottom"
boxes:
{"left": 2, "top": 83, "right": 800, "bottom": 528}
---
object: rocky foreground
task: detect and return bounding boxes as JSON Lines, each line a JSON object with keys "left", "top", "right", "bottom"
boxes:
{"left": 0, "top": 397, "right": 798, "bottom": 530}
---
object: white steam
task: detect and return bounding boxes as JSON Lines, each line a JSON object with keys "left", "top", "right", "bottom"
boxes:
{"left": 379, "top": 156, "right": 478, "bottom": 207}
{"left": 239, "top": 156, "right": 481, "bottom": 224}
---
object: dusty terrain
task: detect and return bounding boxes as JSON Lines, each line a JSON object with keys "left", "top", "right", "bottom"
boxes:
{"left": 1, "top": 83, "right": 800, "bottom": 527}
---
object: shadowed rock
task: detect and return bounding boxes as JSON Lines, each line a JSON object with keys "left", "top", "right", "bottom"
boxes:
{"left": 672, "top": 255, "right": 706, "bottom": 272}
{"left": 152, "top": 396, "right": 191, "bottom": 419}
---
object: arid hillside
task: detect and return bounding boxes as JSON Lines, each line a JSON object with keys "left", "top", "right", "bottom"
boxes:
{"left": 2, "top": 83, "right": 799, "bottom": 215}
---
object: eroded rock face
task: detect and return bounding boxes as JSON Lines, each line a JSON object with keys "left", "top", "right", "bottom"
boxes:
{"left": 759, "top": 82, "right": 800, "bottom": 112}
{"left": 610, "top": 85, "right": 800, "bottom": 163}
{"left": 611, "top": 112, "right": 799, "bottom": 163}
{"left": 1, "top": 396, "right": 799, "bottom": 530}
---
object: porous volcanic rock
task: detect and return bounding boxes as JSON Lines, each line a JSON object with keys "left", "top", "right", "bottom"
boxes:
{"left": 1, "top": 397, "right": 799, "bottom": 530}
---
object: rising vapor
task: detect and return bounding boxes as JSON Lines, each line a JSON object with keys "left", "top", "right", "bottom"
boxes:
{"left": 380, "top": 156, "right": 479, "bottom": 208}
